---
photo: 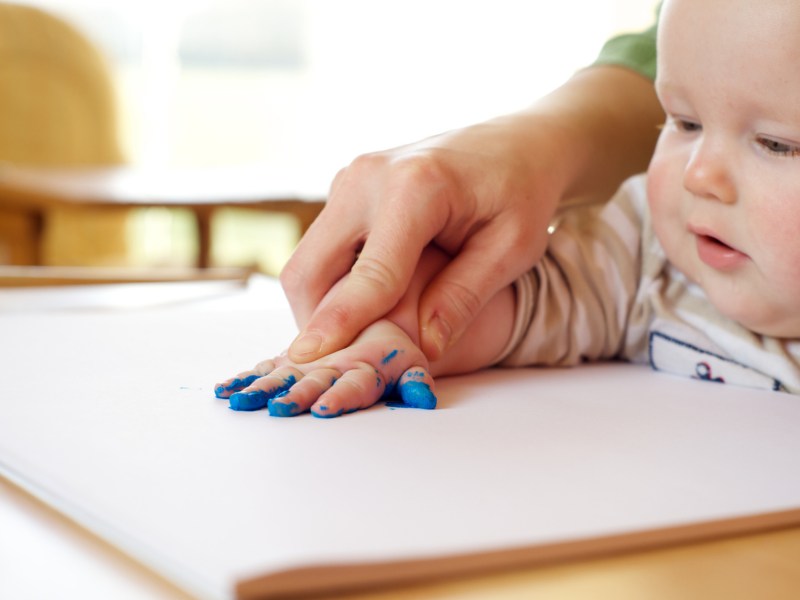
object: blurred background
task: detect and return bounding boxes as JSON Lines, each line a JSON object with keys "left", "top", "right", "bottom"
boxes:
{"left": 0, "top": 0, "right": 658, "bottom": 276}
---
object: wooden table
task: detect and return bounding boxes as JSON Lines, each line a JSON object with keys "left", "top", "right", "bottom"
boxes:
{"left": 0, "top": 163, "right": 326, "bottom": 268}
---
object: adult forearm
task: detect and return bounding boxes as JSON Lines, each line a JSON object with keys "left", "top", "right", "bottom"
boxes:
{"left": 498, "top": 65, "right": 664, "bottom": 209}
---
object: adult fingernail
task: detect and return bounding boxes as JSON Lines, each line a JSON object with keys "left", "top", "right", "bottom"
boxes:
{"left": 423, "top": 314, "right": 451, "bottom": 357}
{"left": 290, "top": 332, "right": 323, "bottom": 358}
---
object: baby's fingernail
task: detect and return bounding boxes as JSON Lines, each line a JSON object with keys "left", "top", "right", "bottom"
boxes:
{"left": 290, "top": 332, "right": 323, "bottom": 358}
{"left": 423, "top": 314, "right": 451, "bottom": 357}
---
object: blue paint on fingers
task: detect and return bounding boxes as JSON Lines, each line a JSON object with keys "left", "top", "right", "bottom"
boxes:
{"left": 215, "top": 374, "right": 260, "bottom": 398}
{"left": 387, "top": 380, "right": 437, "bottom": 410}
{"left": 268, "top": 400, "right": 301, "bottom": 417}
{"left": 228, "top": 375, "right": 297, "bottom": 412}
{"left": 381, "top": 349, "right": 399, "bottom": 365}
{"left": 268, "top": 389, "right": 301, "bottom": 417}
{"left": 229, "top": 389, "right": 271, "bottom": 411}
{"left": 311, "top": 406, "right": 345, "bottom": 419}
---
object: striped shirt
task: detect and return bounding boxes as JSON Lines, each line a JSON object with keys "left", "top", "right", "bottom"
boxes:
{"left": 498, "top": 174, "right": 800, "bottom": 394}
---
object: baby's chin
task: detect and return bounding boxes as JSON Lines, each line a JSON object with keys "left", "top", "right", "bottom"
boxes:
{"left": 679, "top": 262, "right": 800, "bottom": 339}
{"left": 710, "top": 297, "right": 800, "bottom": 340}
{"left": 741, "top": 319, "right": 800, "bottom": 340}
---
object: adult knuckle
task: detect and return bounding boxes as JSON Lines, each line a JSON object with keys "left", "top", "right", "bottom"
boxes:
{"left": 324, "top": 302, "right": 357, "bottom": 330}
{"left": 278, "top": 259, "right": 305, "bottom": 295}
{"left": 350, "top": 255, "right": 400, "bottom": 292}
{"left": 390, "top": 153, "right": 449, "bottom": 197}
{"left": 334, "top": 153, "right": 386, "bottom": 192}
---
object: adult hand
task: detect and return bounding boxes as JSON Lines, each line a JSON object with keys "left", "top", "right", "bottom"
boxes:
{"left": 281, "top": 118, "right": 559, "bottom": 363}
{"left": 280, "top": 66, "right": 663, "bottom": 363}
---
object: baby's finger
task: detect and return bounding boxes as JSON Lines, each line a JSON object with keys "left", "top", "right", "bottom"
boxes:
{"left": 310, "top": 364, "right": 384, "bottom": 419}
{"left": 214, "top": 359, "right": 277, "bottom": 398}
{"left": 267, "top": 367, "right": 341, "bottom": 418}
{"left": 388, "top": 367, "right": 437, "bottom": 410}
{"left": 228, "top": 367, "right": 302, "bottom": 411}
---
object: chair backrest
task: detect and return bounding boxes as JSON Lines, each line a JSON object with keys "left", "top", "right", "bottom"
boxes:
{"left": 0, "top": 3, "right": 123, "bottom": 166}
{"left": 0, "top": 3, "right": 129, "bottom": 266}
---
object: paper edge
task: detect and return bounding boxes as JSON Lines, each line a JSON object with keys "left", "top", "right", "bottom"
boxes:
{"left": 0, "top": 456, "right": 231, "bottom": 600}
{"left": 235, "top": 506, "right": 800, "bottom": 599}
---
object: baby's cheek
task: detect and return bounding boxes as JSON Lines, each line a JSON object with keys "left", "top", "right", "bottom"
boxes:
{"left": 645, "top": 163, "right": 672, "bottom": 220}
{"left": 645, "top": 168, "right": 696, "bottom": 279}
{"left": 750, "top": 206, "right": 800, "bottom": 280}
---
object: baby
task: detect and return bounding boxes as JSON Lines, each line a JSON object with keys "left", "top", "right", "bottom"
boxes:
{"left": 215, "top": 0, "right": 800, "bottom": 417}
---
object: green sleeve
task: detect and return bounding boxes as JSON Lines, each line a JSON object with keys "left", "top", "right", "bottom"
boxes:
{"left": 593, "top": 8, "right": 660, "bottom": 81}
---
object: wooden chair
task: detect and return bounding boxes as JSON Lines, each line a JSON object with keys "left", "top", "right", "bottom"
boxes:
{"left": 0, "top": 4, "right": 325, "bottom": 274}
{"left": 0, "top": 2, "right": 128, "bottom": 266}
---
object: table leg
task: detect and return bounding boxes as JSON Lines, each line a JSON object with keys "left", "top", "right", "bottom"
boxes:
{"left": 193, "top": 207, "right": 214, "bottom": 269}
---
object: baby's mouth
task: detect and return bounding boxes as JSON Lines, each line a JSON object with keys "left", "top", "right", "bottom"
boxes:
{"left": 701, "top": 234, "right": 732, "bottom": 251}
{"left": 694, "top": 233, "right": 748, "bottom": 270}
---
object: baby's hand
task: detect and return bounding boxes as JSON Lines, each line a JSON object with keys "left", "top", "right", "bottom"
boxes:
{"left": 214, "top": 320, "right": 436, "bottom": 418}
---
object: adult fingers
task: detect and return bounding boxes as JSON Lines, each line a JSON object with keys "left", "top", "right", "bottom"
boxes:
{"left": 286, "top": 158, "right": 452, "bottom": 363}
{"left": 280, "top": 196, "right": 368, "bottom": 329}
{"left": 286, "top": 210, "right": 431, "bottom": 362}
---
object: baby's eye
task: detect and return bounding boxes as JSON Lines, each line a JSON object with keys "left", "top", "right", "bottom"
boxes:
{"left": 667, "top": 115, "right": 702, "bottom": 133}
{"left": 676, "top": 119, "right": 701, "bottom": 133}
{"left": 757, "top": 136, "right": 800, "bottom": 157}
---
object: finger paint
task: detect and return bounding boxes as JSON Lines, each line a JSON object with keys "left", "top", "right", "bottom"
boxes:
{"left": 381, "top": 349, "right": 399, "bottom": 365}
{"left": 268, "top": 391, "right": 301, "bottom": 417}
{"left": 214, "top": 374, "right": 260, "bottom": 398}
{"left": 228, "top": 375, "right": 297, "bottom": 411}
{"left": 386, "top": 380, "right": 437, "bottom": 410}
{"left": 311, "top": 406, "right": 344, "bottom": 419}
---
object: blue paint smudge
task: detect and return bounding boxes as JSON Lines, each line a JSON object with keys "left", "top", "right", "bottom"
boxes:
{"left": 229, "top": 390, "right": 270, "bottom": 411}
{"left": 386, "top": 381, "right": 437, "bottom": 410}
{"left": 215, "top": 374, "right": 260, "bottom": 398}
{"left": 381, "top": 349, "right": 399, "bottom": 365}
{"left": 268, "top": 389, "right": 299, "bottom": 417}
{"left": 268, "top": 396, "right": 301, "bottom": 417}
{"left": 228, "top": 375, "right": 297, "bottom": 411}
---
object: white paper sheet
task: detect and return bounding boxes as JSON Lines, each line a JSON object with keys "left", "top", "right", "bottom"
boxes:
{"left": 1, "top": 288, "right": 800, "bottom": 599}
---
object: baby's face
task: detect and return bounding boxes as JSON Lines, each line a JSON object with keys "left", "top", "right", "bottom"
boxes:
{"left": 647, "top": 0, "right": 800, "bottom": 337}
